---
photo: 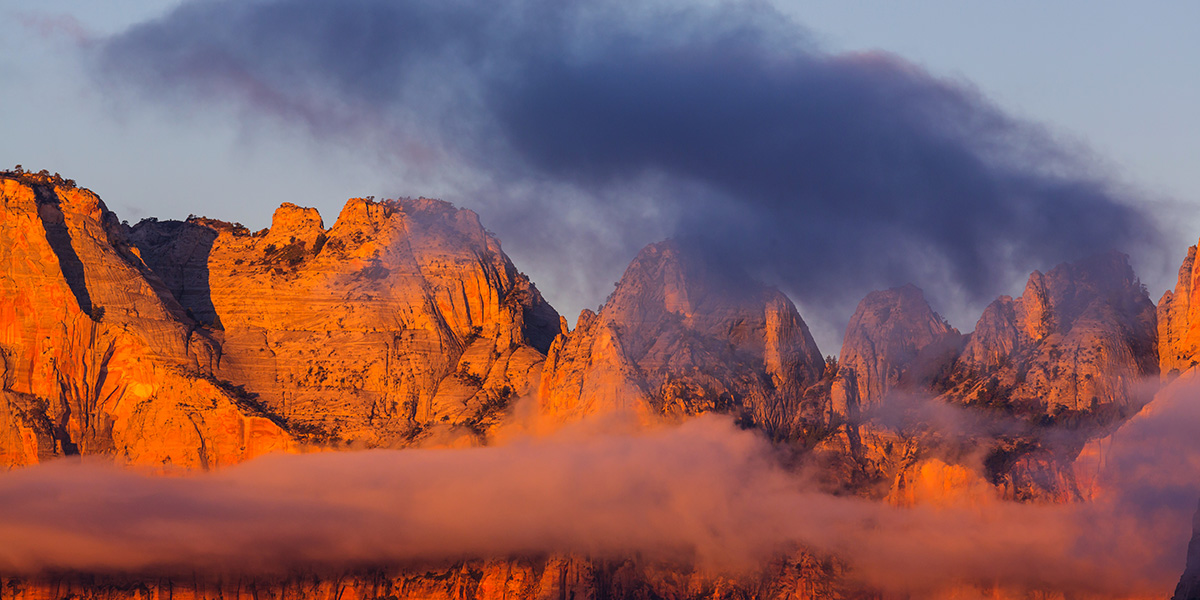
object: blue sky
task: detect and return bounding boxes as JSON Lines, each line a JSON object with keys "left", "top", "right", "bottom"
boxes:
{"left": 2, "top": 0, "right": 1197, "bottom": 347}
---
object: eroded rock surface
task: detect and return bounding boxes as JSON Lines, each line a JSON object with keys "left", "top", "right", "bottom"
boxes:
{"left": 1160, "top": 241, "right": 1200, "bottom": 377}
{"left": 539, "top": 241, "right": 828, "bottom": 440}
{"left": 0, "top": 173, "right": 290, "bottom": 469}
{"left": 948, "top": 252, "right": 1157, "bottom": 414}
{"left": 131, "top": 197, "right": 561, "bottom": 447}
{"left": 833, "top": 284, "right": 961, "bottom": 417}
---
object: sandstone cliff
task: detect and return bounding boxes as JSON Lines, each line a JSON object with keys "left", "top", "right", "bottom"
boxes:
{"left": 948, "top": 252, "right": 1157, "bottom": 416}
{"left": 0, "top": 173, "right": 291, "bottom": 469}
{"left": 832, "top": 284, "right": 961, "bottom": 418}
{"left": 130, "top": 197, "right": 561, "bottom": 447}
{"left": 538, "top": 241, "right": 828, "bottom": 440}
{"left": 815, "top": 254, "right": 1157, "bottom": 503}
{"left": 1159, "top": 240, "right": 1200, "bottom": 377}
{"left": 0, "top": 168, "right": 1188, "bottom": 600}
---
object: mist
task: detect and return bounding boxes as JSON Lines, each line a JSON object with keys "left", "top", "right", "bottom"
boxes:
{"left": 89, "top": 0, "right": 1178, "bottom": 336}
{"left": 3, "top": 375, "right": 1200, "bottom": 598}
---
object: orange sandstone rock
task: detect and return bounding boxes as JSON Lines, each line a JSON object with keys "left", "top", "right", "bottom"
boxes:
{"left": 1159, "top": 241, "right": 1200, "bottom": 377}
{"left": 131, "top": 196, "right": 560, "bottom": 447}
{"left": 0, "top": 173, "right": 292, "bottom": 469}
{"left": 538, "top": 241, "right": 827, "bottom": 439}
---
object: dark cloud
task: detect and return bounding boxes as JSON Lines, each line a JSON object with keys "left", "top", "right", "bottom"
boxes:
{"left": 93, "top": 0, "right": 1171, "bottom": 330}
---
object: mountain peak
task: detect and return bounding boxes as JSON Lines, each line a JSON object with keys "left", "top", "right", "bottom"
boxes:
{"left": 835, "top": 284, "right": 960, "bottom": 413}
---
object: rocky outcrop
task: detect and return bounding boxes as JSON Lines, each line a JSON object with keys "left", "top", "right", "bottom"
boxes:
{"left": 539, "top": 241, "right": 828, "bottom": 440}
{"left": 0, "top": 551, "right": 865, "bottom": 600}
{"left": 890, "top": 253, "right": 1159, "bottom": 503}
{"left": 0, "top": 173, "right": 291, "bottom": 469}
{"left": 832, "top": 284, "right": 961, "bottom": 417}
{"left": 949, "top": 252, "right": 1157, "bottom": 415}
{"left": 131, "top": 196, "right": 561, "bottom": 447}
{"left": 818, "top": 255, "right": 1156, "bottom": 503}
{"left": 1159, "top": 241, "right": 1200, "bottom": 377}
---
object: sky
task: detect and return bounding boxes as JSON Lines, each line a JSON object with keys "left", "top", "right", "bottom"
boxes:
{"left": 2, "top": 0, "right": 1198, "bottom": 351}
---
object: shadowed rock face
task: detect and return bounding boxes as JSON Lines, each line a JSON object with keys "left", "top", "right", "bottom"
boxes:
{"left": 833, "top": 284, "right": 961, "bottom": 418}
{"left": 130, "top": 197, "right": 561, "bottom": 447}
{"left": 0, "top": 174, "right": 290, "bottom": 469}
{"left": 0, "top": 551, "right": 863, "bottom": 600}
{"left": 1174, "top": 501, "right": 1200, "bottom": 600}
{"left": 539, "top": 241, "right": 827, "bottom": 440}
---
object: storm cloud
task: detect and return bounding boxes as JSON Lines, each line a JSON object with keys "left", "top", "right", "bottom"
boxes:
{"left": 93, "top": 0, "right": 1169, "bottom": 328}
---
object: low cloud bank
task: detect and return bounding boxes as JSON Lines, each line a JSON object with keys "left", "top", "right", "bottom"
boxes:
{"left": 3, "top": 376, "right": 1200, "bottom": 598}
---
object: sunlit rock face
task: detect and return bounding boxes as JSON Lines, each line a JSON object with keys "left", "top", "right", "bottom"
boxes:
{"left": 540, "top": 241, "right": 828, "bottom": 440}
{"left": 934, "top": 254, "right": 1157, "bottom": 503}
{"left": 1159, "top": 241, "right": 1200, "bottom": 378}
{"left": 130, "top": 196, "right": 561, "bottom": 447}
{"left": 817, "top": 255, "right": 1157, "bottom": 503}
{"left": 816, "top": 285, "right": 961, "bottom": 499}
{"left": 947, "top": 252, "right": 1157, "bottom": 414}
{"left": 0, "top": 170, "right": 1188, "bottom": 600}
{"left": 0, "top": 174, "right": 291, "bottom": 469}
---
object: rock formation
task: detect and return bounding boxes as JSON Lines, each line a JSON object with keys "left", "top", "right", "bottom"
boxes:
{"left": 539, "top": 241, "right": 828, "bottom": 440}
{"left": 130, "top": 196, "right": 561, "bottom": 447}
{"left": 815, "top": 255, "right": 1157, "bottom": 503}
{"left": 0, "top": 173, "right": 291, "bottom": 469}
{"left": 0, "top": 551, "right": 864, "bottom": 600}
{"left": 1159, "top": 240, "right": 1200, "bottom": 377}
{"left": 832, "top": 284, "right": 961, "bottom": 418}
{"left": 948, "top": 252, "right": 1157, "bottom": 416}
{"left": 1, "top": 168, "right": 1192, "bottom": 600}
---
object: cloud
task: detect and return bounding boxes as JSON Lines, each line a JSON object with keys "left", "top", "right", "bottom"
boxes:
{"left": 90, "top": 0, "right": 1173, "bottom": 331}
{"left": 0, "top": 400, "right": 1198, "bottom": 597}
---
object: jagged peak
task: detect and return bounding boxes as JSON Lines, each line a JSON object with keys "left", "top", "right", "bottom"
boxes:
{"left": 1016, "top": 251, "right": 1148, "bottom": 339}
{"left": 836, "top": 283, "right": 960, "bottom": 410}
{"left": 841, "top": 284, "right": 957, "bottom": 346}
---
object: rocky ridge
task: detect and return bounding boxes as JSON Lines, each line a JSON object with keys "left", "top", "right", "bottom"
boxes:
{"left": 130, "top": 196, "right": 560, "bottom": 447}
